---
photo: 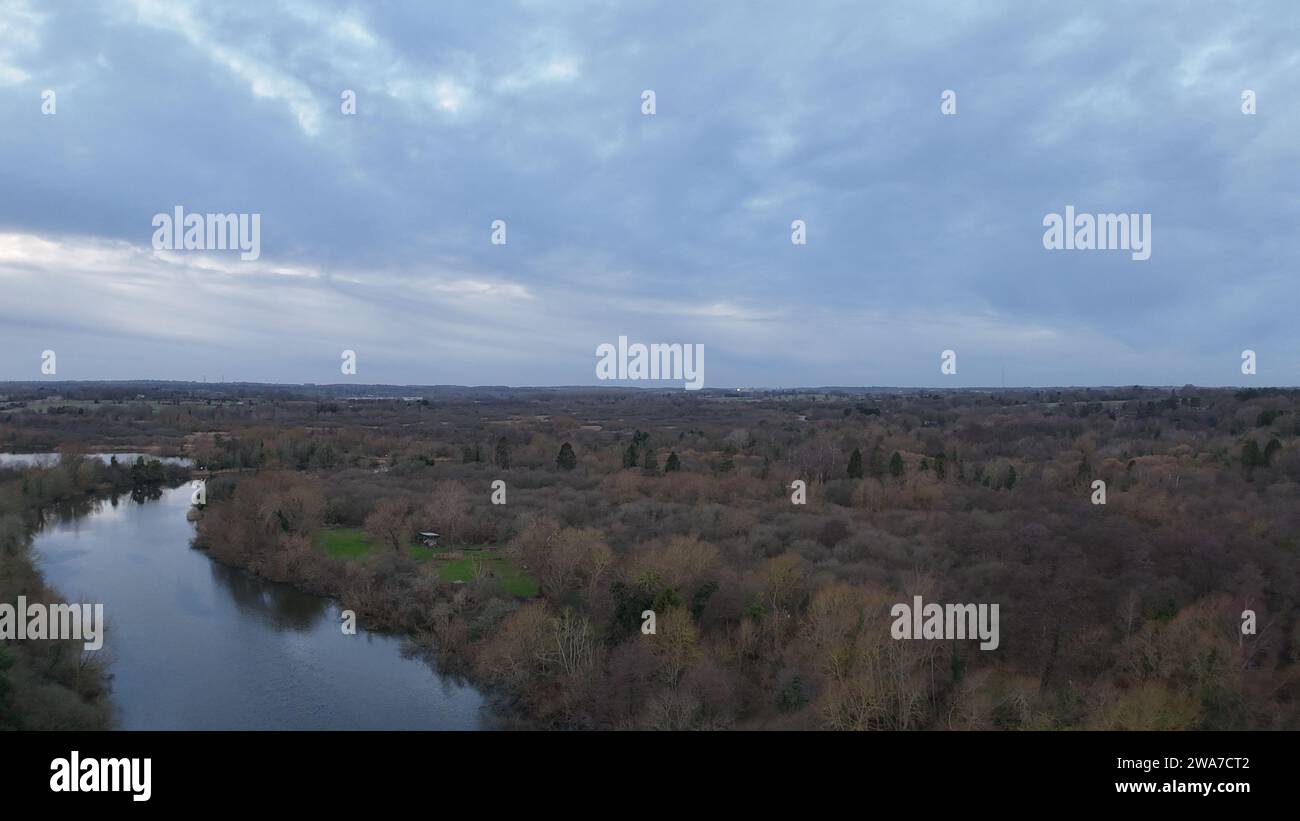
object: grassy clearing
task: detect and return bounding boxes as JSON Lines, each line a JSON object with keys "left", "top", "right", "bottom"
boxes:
{"left": 437, "top": 555, "right": 539, "bottom": 597}
{"left": 314, "top": 527, "right": 371, "bottom": 559}
{"left": 313, "top": 527, "right": 537, "bottom": 596}
{"left": 314, "top": 526, "right": 437, "bottom": 561}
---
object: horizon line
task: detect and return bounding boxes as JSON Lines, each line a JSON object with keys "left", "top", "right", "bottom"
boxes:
{"left": 1, "top": 380, "right": 1296, "bottom": 392}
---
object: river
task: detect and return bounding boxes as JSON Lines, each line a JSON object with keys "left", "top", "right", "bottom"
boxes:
{"left": 0, "top": 452, "right": 194, "bottom": 468}
{"left": 26, "top": 479, "right": 487, "bottom": 730}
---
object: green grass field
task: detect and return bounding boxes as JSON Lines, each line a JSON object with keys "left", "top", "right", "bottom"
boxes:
{"left": 315, "top": 526, "right": 438, "bottom": 561}
{"left": 314, "top": 527, "right": 537, "bottom": 596}
{"left": 437, "top": 555, "right": 539, "bottom": 597}
{"left": 314, "top": 527, "right": 372, "bottom": 559}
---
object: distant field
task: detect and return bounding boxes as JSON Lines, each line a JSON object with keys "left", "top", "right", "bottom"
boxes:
{"left": 1, "top": 398, "right": 247, "bottom": 414}
{"left": 314, "top": 527, "right": 536, "bottom": 596}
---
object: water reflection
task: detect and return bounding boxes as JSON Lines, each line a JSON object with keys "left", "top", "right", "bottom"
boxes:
{"left": 0, "top": 452, "right": 194, "bottom": 468}
{"left": 129, "top": 486, "right": 163, "bottom": 505}
{"left": 207, "top": 561, "right": 332, "bottom": 632}
{"left": 28, "top": 483, "right": 486, "bottom": 730}
{"left": 39, "top": 490, "right": 161, "bottom": 531}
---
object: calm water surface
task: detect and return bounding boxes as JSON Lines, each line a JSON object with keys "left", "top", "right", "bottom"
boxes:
{"left": 27, "top": 482, "right": 486, "bottom": 730}
{"left": 0, "top": 452, "right": 194, "bottom": 468}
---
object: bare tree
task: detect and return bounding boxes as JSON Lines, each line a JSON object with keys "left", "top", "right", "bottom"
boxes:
{"left": 426, "top": 480, "right": 469, "bottom": 547}
{"left": 364, "top": 498, "right": 413, "bottom": 552}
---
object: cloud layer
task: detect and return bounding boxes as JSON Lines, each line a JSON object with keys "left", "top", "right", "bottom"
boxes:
{"left": 1, "top": 0, "right": 1297, "bottom": 386}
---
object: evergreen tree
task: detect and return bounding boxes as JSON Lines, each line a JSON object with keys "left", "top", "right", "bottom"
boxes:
{"left": 847, "top": 447, "right": 864, "bottom": 479}
{"left": 642, "top": 449, "right": 659, "bottom": 472}
{"left": 129, "top": 456, "right": 165, "bottom": 488}
{"left": 665, "top": 451, "right": 681, "bottom": 472}
{"left": 621, "top": 430, "right": 651, "bottom": 469}
{"left": 934, "top": 452, "right": 946, "bottom": 480}
{"left": 889, "top": 451, "right": 904, "bottom": 478}
{"left": 556, "top": 442, "right": 577, "bottom": 470}
{"left": 1264, "top": 438, "right": 1283, "bottom": 466}
{"left": 1005, "top": 465, "right": 1017, "bottom": 490}
{"left": 1242, "top": 439, "right": 1262, "bottom": 468}
{"left": 494, "top": 436, "right": 511, "bottom": 470}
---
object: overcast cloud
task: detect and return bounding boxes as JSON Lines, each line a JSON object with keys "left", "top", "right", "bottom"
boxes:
{"left": 1, "top": 0, "right": 1297, "bottom": 387}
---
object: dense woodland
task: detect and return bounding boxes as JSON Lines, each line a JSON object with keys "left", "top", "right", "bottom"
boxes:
{"left": 2, "top": 382, "right": 1298, "bottom": 729}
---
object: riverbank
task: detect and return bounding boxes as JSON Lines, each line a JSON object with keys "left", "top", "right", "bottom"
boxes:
{"left": 193, "top": 518, "right": 527, "bottom": 726}
{"left": 22, "top": 481, "right": 487, "bottom": 729}
{"left": 190, "top": 473, "right": 547, "bottom": 727}
{"left": 0, "top": 455, "right": 184, "bottom": 729}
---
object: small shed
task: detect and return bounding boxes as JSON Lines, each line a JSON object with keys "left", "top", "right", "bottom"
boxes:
{"left": 417, "top": 531, "right": 440, "bottom": 547}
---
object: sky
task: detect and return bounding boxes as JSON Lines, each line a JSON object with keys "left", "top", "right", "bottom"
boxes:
{"left": 1, "top": 0, "right": 1298, "bottom": 388}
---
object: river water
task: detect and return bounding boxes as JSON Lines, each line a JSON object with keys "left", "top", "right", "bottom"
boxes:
{"left": 0, "top": 452, "right": 194, "bottom": 468}
{"left": 26, "top": 480, "right": 487, "bottom": 730}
